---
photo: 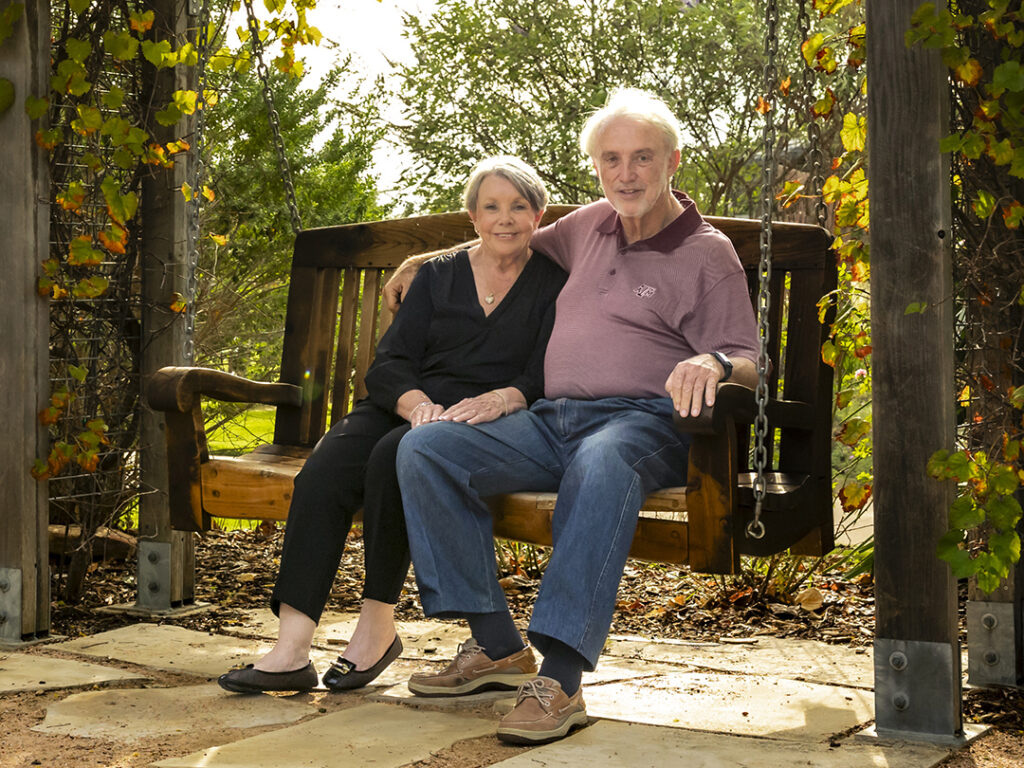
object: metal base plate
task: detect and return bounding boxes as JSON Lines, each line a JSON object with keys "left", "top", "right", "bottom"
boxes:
{"left": 875, "top": 637, "right": 962, "bottom": 736}
{"left": 856, "top": 722, "right": 988, "bottom": 748}
{"left": 966, "top": 600, "right": 1019, "bottom": 687}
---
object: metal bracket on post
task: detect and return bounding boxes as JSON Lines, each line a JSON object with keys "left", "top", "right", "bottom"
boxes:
{"left": 967, "top": 601, "right": 1019, "bottom": 687}
{"left": 861, "top": 638, "right": 976, "bottom": 745}
{"left": 0, "top": 568, "right": 23, "bottom": 645}
{"left": 100, "top": 540, "right": 209, "bottom": 617}
{"left": 187, "top": 0, "right": 200, "bottom": 17}
{"left": 137, "top": 540, "right": 172, "bottom": 611}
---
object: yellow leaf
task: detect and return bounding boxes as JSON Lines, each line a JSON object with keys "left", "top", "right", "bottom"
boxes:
{"left": 180, "top": 182, "right": 193, "bottom": 201}
{"left": 202, "top": 184, "right": 215, "bottom": 202}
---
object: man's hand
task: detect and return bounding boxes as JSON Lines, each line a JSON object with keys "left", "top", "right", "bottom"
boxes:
{"left": 664, "top": 354, "right": 726, "bottom": 418}
{"left": 383, "top": 256, "right": 428, "bottom": 313}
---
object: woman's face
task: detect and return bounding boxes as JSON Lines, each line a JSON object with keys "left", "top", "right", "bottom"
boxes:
{"left": 469, "top": 175, "right": 543, "bottom": 259}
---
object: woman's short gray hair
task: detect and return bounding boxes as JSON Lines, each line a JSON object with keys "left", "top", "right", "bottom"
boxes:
{"left": 463, "top": 156, "right": 548, "bottom": 213}
{"left": 579, "top": 88, "right": 683, "bottom": 159}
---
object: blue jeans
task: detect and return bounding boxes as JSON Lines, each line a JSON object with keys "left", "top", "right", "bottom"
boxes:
{"left": 397, "top": 397, "right": 689, "bottom": 669}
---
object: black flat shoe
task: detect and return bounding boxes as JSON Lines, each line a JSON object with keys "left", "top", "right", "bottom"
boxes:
{"left": 218, "top": 661, "right": 318, "bottom": 693}
{"left": 323, "top": 635, "right": 403, "bottom": 691}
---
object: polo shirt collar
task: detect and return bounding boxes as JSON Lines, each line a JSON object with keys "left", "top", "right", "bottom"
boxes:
{"left": 596, "top": 190, "right": 703, "bottom": 252}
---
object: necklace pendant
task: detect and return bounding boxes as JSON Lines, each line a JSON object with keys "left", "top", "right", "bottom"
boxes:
{"left": 484, "top": 293, "right": 495, "bottom": 304}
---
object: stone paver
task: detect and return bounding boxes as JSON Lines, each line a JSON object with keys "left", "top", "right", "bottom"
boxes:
{"left": 232, "top": 608, "right": 469, "bottom": 659}
{"left": 152, "top": 702, "right": 495, "bottom": 768}
{"left": 57, "top": 623, "right": 343, "bottom": 680}
{"left": 0, "top": 651, "right": 144, "bottom": 692}
{"left": 33, "top": 683, "right": 314, "bottom": 741}
{"left": 604, "top": 635, "right": 874, "bottom": 689}
{"left": 583, "top": 669, "right": 874, "bottom": 741}
{"left": 487, "top": 719, "right": 949, "bottom": 768}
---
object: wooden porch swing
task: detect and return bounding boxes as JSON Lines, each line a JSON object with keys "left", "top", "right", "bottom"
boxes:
{"left": 147, "top": 0, "right": 837, "bottom": 576}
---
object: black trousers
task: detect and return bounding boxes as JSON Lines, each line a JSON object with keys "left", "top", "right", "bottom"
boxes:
{"left": 271, "top": 399, "right": 412, "bottom": 624}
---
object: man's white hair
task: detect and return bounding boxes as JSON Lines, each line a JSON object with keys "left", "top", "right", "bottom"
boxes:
{"left": 579, "top": 88, "right": 683, "bottom": 159}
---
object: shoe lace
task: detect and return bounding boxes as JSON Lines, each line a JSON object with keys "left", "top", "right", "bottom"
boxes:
{"left": 454, "top": 638, "right": 485, "bottom": 669}
{"left": 516, "top": 678, "right": 555, "bottom": 707}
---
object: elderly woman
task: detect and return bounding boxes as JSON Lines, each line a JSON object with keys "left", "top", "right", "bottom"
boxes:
{"left": 218, "top": 156, "right": 565, "bottom": 693}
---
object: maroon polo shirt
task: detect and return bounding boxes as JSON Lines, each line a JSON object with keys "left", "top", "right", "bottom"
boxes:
{"left": 531, "top": 191, "right": 759, "bottom": 400}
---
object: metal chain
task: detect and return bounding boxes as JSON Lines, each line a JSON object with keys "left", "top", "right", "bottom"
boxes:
{"left": 749, "top": 0, "right": 780, "bottom": 541}
{"left": 798, "top": 0, "right": 829, "bottom": 229}
{"left": 242, "top": 0, "right": 304, "bottom": 235}
{"left": 183, "top": 0, "right": 211, "bottom": 365}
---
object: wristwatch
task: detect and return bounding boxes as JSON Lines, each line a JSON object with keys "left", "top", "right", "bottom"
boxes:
{"left": 711, "top": 351, "right": 733, "bottom": 382}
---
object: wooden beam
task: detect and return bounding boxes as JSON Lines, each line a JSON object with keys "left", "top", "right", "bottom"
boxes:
{"left": 868, "top": 0, "right": 960, "bottom": 737}
{"left": 0, "top": 0, "right": 50, "bottom": 643}
{"left": 137, "top": 0, "right": 196, "bottom": 611}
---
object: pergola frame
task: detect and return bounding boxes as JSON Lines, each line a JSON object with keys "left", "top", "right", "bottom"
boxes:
{"left": 0, "top": 0, "right": 990, "bottom": 742}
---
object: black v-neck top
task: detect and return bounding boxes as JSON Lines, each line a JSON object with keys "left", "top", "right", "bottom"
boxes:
{"left": 364, "top": 249, "right": 567, "bottom": 412}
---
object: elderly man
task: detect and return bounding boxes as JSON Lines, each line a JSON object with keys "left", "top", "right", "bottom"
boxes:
{"left": 387, "top": 88, "right": 759, "bottom": 744}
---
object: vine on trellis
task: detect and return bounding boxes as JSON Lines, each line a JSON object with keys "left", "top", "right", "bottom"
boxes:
{"left": 908, "top": 1, "right": 1024, "bottom": 593}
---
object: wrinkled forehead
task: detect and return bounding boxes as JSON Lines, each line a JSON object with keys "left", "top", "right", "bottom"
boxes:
{"left": 594, "top": 116, "right": 670, "bottom": 155}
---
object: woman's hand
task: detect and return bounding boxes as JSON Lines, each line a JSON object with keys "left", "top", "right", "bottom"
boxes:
{"left": 410, "top": 401, "right": 444, "bottom": 428}
{"left": 439, "top": 392, "right": 508, "bottom": 425}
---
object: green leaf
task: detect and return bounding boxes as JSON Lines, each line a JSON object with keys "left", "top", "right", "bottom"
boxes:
{"left": 939, "top": 133, "right": 964, "bottom": 153}
{"left": 67, "top": 236, "right": 104, "bottom": 267}
{"left": 946, "top": 451, "right": 971, "bottom": 481}
{"left": 68, "top": 364, "right": 88, "bottom": 382}
{"left": 992, "top": 464, "right": 1022, "bottom": 496}
{"left": 141, "top": 39, "right": 173, "bottom": 67}
{"left": 71, "top": 104, "right": 103, "bottom": 134}
{"left": 65, "top": 36, "right": 91, "bottom": 63}
{"left": 904, "top": 301, "right": 928, "bottom": 315}
{"left": 72, "top": 276, "right": 109, "bottom": 298}
{"left": 973, "top": 189, "right": 998, "bottom": 219}
{"left": 1009, "top": 148, "right": 1024, "bottom": 180}
{"left": 962, "top": 132, "right": 986, "bottom": 159}
{"left": 986, "top": 494, "right": 1023, "bottom": 531}
{"left": 172, "top": 89, "right": 198, "bottom": 114}
{"left": 1011, "top": 385, "right": 1024, "bottom": 409}
{"left": 989, "top": 531, "right": 1020, "bottom": 572}
{"left": 989, "top": 138, "right": 1014, "bottom": 166}
{"left": 840, "top": 113, "right": 866, "bottom": 153}
{"left": 68, "top": 0, "right": 90, "bottom": 13}
{"left": 992, "top": 61, "right": 1024, "bottom": 96}
{"left": 927, "top": 449, "right": 950, "bottom": 478}
{"left": 24, "top": 94, "right": 47, "bottom": 119}
{"left": 155, "top": 103, "right": 183, "bottom": 126}
{"left": 937, "top": 528, "right": 976, "bottom": 578}
{"left": 103, "top": 29, "right": 139, "bottom": 61}
{"left": 101, "top": 85, "right": 125, "bottom": 110}
{"left": 0, "top": 3, "right": 24, "bottom": 48}
{"left": 836, "top": 417, "right": 871, "bottom": 447}
{"left": 0, "top": 78, "right": 13, "bottom": 115}
{"left": 976, "top": 568, "right": 1002, "bottom": 594}
{"left": 101, "top": 176, "right": 138, "bottom": 223}
{"left": 949, "top": 494, "right": 984, "bottom": 529}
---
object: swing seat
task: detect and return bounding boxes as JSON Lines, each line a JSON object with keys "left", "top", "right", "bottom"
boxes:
{"left": 147, "top": 206, "right": 836, "bottom": 574}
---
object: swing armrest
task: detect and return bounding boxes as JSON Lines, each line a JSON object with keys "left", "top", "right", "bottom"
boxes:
{"left": 147, "top": 366, "right": 303, "bottom": 413}
{"left": 672, "top": 383, "right": 817, "bottom": 435}
{"left": 673, "top": 383, "right": 756, "bottom": 434}
{"left": 146, "top": 366, "right": 303, "bottom": 533}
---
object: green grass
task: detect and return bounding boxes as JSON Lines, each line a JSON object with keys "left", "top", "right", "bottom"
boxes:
{"left": 205, "top": 406, "right": 279, "bottom": 531}
{"left": 206, "top": 406, "right": 277, "bottom": 456}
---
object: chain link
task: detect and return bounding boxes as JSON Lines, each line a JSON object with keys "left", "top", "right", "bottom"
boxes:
{"left": 242, "top": 0, "right": 304, "bottom": 236}
{"left": 798, "top": 0, "right": 829, "bottom": 230}
{"left": 183, "top": 0, "right": 211, "bottom": 365}
{"left": 749, "top": 0, "right": 780, "bottom": 541}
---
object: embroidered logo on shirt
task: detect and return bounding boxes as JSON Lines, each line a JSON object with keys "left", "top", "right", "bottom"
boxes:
{"left": 634, "top": 284, "right": 657, "bottom": 299}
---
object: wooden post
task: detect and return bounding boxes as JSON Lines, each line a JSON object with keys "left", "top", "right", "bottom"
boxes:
{"left": 868, "top": 0, "right": 961, "bottom": 739}
{"left": 0, "top": 0, "right": 50, "bottom": 643}
{"left": 136, "top": 0, "right": 196, "bottom": 611}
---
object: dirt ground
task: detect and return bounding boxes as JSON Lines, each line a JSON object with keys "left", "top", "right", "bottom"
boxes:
{"left": 3, "top": 526, "right": 1024, "bottom": 768}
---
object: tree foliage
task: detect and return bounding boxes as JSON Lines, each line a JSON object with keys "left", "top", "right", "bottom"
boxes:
{"left": 392, "top": 0, "right": 862, "bottom": 215}
{"left": 195, "top": 60, "right": 387, "bottom": 390}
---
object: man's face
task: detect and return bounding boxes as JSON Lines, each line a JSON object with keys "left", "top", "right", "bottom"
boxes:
{"left": 592, "top": 117, "right": 680, "bottom": 224}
